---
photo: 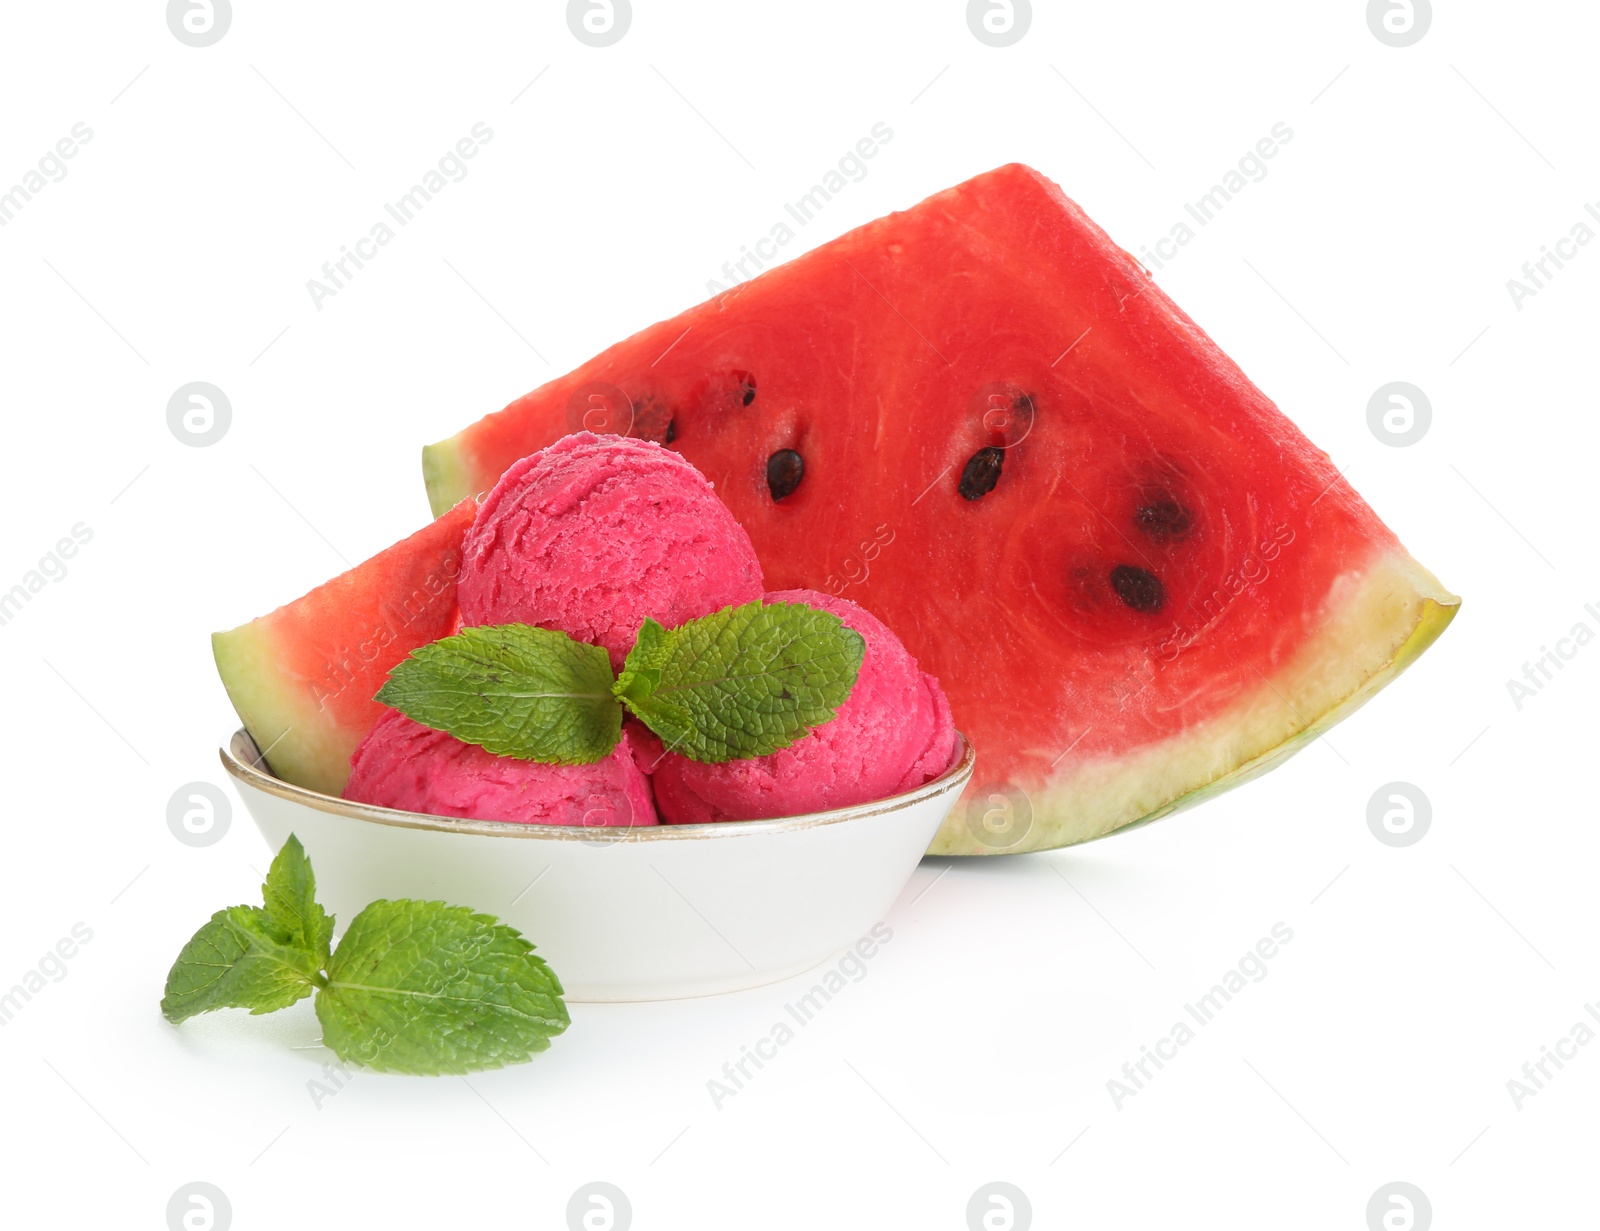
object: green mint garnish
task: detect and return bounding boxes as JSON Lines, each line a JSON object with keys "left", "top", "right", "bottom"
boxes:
{"left": 161, "top": 835, "right": 332, "bottom": 1022}
{"left": 614, "top": 602, "right": 865, "bottom": 763}
{"left": 160, "top": 904, "right": 322, "bottom": 1023}
{"left": 376, "top": 601, "right": 863, "bottom": 765}
{"left": 376, "top": 623, "right": 621, "bottom": 764}
{"left": 260, "top": 830, "right": 333, "bottom": 963}
{"left": 162, "top": 836, "right": 569, "bottom": 1075}
{"left": 316, "top": 900, "right": 568, "bottom": 1075}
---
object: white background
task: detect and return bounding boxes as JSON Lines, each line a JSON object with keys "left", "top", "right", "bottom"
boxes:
{"left": 1, "top": 1, "right": 1595, "bottom": 1228}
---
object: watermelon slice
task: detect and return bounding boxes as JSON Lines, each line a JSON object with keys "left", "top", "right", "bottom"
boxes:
{"left": 213, "top": 500, "right": 476, "bottom": 796}
{"left": 421, "top": 164, "right": 1458, "bottom": 855}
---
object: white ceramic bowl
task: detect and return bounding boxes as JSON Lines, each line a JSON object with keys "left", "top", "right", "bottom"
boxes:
{"left": 222, "top": 729, "right": 973, "bottom": 1002}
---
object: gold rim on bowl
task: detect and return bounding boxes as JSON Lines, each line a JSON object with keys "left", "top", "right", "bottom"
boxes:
{"left": 221, "top": 729, "right": 975, "bottom": 843}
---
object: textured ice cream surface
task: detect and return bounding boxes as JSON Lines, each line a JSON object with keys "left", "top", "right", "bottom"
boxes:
{"left": 648, "top": 589, "right": 958, "bottom": 823}
{"left": 457, "top": 432, "right": 763, "bottom": 669}
{"left": 345, "top": 709, "right": 658, "bottom": 827}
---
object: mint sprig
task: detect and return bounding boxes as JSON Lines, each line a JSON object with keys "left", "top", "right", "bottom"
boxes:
{"left": 616, "top": 602, "right": 865, "bottom": 763}
{"left": 162, "top": 836, "right": 569, "bottom": 1075}
{"left": 376, "top": 600, "right": 864, "bottom": 765}
{"left": 317, "top": 901, "right": 568, "bottom": 1074}
{"left": 160, "top": 904, "right": 323, "bottom": 1022}
{"left": 260, "top": 830, "right": 333, "bottom": 963}
{"left": 375, "top": 624, "right": 619, "bottom": 764}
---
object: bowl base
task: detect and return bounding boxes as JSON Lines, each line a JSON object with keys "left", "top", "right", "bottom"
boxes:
{"left": 565, "top": 954, "right": 835, "bottom": 1003}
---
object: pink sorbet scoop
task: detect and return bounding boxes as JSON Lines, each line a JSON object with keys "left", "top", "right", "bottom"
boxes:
{"left": 345, "top": 709, "right": 659, "bottom": 827}
{"left": 647, "top": 589, "right": 958, "bottom": 823}
{"left": 456, "top": 432, "right": 763, "bottom": 669}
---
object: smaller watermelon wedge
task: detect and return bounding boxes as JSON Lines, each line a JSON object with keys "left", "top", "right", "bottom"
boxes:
{"left": 213, "top": 500, "right": 476, "bottom": 796}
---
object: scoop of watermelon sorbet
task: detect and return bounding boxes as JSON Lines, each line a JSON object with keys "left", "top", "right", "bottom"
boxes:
{"left": 456, "top": 432, "right": 763, "bottom": 669}
{"left": 648, "top": 589, "right": 958, "bottom": 823}
{"left": 344, "top": 709, "right": 659, "bottom": 827}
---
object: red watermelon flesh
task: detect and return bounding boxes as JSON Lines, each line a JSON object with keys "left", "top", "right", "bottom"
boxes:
{"left": 213, "top": 499, "right": 476, "bottom": 796}
{"left": 422, "top": 164, "right": 1458, "bottom": 854}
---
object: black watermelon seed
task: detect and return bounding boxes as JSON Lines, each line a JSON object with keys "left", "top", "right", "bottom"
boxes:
{"left": 664, "top": 417, "right": 677, "bottom": 445}
{"left": 628, "top": 393, "right": 674, "bottom": 444}
{"left": 1109, "top": 564, "right": 1166, "bottom": 613}
{"left": 739, "top": 376, "right": 757, "bottom": 406}
{"left": 958, "top": 446, "right": 1004, "bottom": 500}
{"left": 1135, "top": 497, "right": 1191, "bottom": 542}
{"left": 767, "top": 449, "right": 804, "bottom": 501}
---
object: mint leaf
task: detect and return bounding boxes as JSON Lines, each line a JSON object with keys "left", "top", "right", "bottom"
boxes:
{"left": 160, "top": 905, "right": 322, "bottom": 1024}
{"left": 614, "top": 600, "right": 864, "bottom": 763}
{"left": 316, "top": 900, "right": 569, "bottom": 1075}
{"left": 261, "top": 834, "right": 333, "bottom": 964}
{"left": 376, "top": 624, "right": 622, "bottom": 764}
{"left": 612, "top": 616, "right": 671, "bottom": 706}
{"left": 162, "top": 839, "right": 571, "bottom": 1076}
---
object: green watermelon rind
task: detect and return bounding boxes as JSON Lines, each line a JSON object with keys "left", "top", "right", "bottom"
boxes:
{"left": 423, "top": 440, "right": 473, "bottom": 517}
{"left": 926, "top": 549, "right": 1460, "bottom": 855}
{"left": 212, "top": 501, "right": 476, "bottom": 799}
{"left": 212, "top": 621, "right": 340, "bottom": 795}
